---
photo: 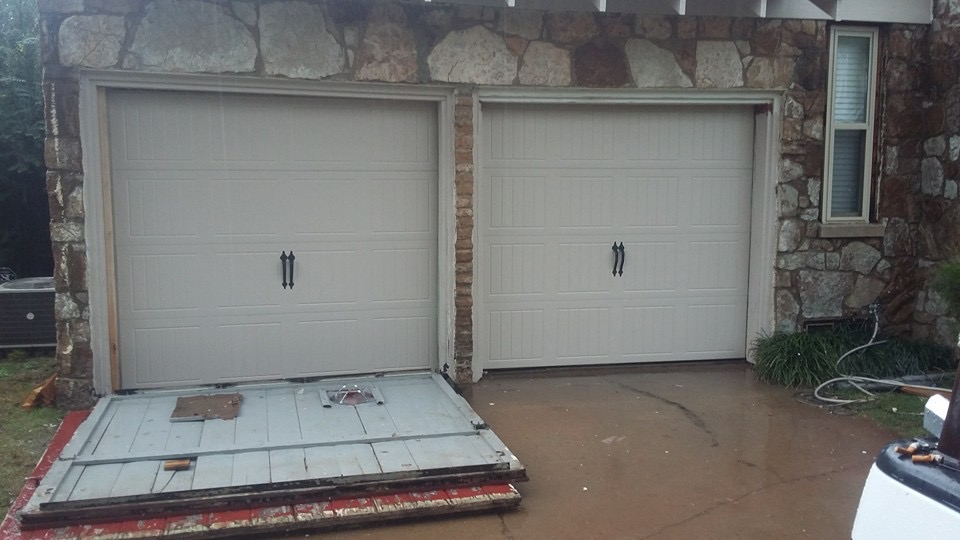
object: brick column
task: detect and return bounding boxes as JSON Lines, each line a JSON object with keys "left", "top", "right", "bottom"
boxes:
{"left": 43, "top": 68, "right": 95, "bottom": 409}
{"left": 453, "top": 88, "right": 475, "bottom": 384}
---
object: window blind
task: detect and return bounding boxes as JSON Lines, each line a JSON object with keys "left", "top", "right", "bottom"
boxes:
{"left": 830, "top": 130, "right": 866, "bottom": 216}
{"left": 833, "top": 36, "right": 870, "bottom": 124}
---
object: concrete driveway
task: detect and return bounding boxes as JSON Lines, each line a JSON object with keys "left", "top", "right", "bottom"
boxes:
{"left": 315, "top": 361, "right": 893, "bottom": 540}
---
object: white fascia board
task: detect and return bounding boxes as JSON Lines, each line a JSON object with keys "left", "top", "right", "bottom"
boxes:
{"left": 686, "top": 0, "right": 765, "bottom": 17}
{"left": 836, "top": 0, "right": 933, "bottom": 24}
{"left": 766, "top": 0, "right": 833, "bottom": 19}
{"left": 604, "top": 0, "right": 684, "bottom": 14}
{"left": 426, "top": 0, "right": 932, "bottom": 23}
{"left": 752, "top": 0, "right": 767, "bottom": 18}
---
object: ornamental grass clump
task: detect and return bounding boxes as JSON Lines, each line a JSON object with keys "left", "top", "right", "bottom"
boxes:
{"left": 752, "top": 327, "right": 955, "bottom": 388}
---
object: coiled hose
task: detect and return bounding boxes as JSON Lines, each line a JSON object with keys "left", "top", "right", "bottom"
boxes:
{"left": 813, "top": 303, "right": 947, "bottom": 405}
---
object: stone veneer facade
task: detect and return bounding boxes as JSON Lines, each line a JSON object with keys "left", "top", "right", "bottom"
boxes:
{"left": 39, "top": 0, "right": 960, "bottom": 408}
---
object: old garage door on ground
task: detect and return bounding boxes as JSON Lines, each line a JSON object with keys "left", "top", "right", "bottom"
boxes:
{"left": 108, "top": 90, "right": 438, "bottom": 389}
{"left": 479, "top": 104, "right": 754, "bottom": 369}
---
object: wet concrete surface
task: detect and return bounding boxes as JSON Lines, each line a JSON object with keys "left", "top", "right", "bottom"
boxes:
{"left": 302, "top": 361, "right": 895, "bottom": 539}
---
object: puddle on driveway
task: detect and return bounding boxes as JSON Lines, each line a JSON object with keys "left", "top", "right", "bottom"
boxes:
{"left": 318, "top": 361, "right": 892, "bottom": 539}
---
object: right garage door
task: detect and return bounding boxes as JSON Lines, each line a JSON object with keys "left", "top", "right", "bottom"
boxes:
{"left": 479, "top": 104, "right": 754, "bottom": 369}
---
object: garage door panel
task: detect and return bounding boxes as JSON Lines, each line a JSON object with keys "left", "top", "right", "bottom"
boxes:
{"left": 557, "top": 243, "right": 611, "bottom": 293}
{"left": 619, "top": 242, "right": 679, "bottom": 293}
{"left": 131, "top": 326, "right": 205, "bottom": 386}
{"left": 212, "top": 179, "right": 288, "bottom": 237}
{"left": 287, "top": 178, "right": 360, "bottom": 237}
{"left": 370, "top": 249, "right": 433, "bottom": 302}
{"left": 353, "top": 103, "right": 437, "bottom": 165}
{"left": 294, "top": 319, "right": 361, "bottom": 375}
{"left": 118, "top": 176, "right": 206, "bottom": 239}
{"left": 620, "top": 176, "right": 681, "bottom": 228}
{"left": 487, "top": 175, "right": 547, "bottom": 229}
{"left": 123, "top": 252, "right": 204, "bottom": 314}
{"left": 110, "top": 90, "right": 438, "bottom": 388}
{"left": 622, "top": 306, "right": 676, "bottom": 356}
{"left": 370, "top": 316, "right": 434, "bottom": 371}
{"left": 558, "top": 114, "right": 615, "bottom": 161}
{"left": 485, "top": 109, "right": 550, "bottom": 161}
{"left": 287, "top": 106, "right": 359, "bottom": 163}
{"left": 215, "top": 322, "right": 284, "bottom": 380}
{"left": 291, "top": 249, "right": 359, "bottom": 305}
{"left": 618, "top": 110, "right": 682, "bottom": 161}
{"left": 212, "top": 251, "right": 286, "bottom": 309}
{"left": 556, "top": 307, "right": 611, "bottom": 360}
{"left": 487, "top": 244, "right": 546, "bottom": 296}
{"left": 689, "top": 174, "right": 753, "bottom": 228}
{"left": 284, "top": 100, "right": 437, "bottom": 165}
{"left": 481, "top": 104, "right": 752, "bottom": 369}
{"left": 558, "top": 177, "right": 614, "bottom": 229}
{"left": 371, "top": 178, "right": 434, "bottom": 234}
{"left": 487, "top": 310, "right": 545, "bottom": 363}
{"left": 690, "top": 112, "right": 754, "bottom": 162}
{"left": 212, "top": 104, "right": 291, "bottom": 163}
{"left": 687, "top": 241, "right": 749, "bottom": 291}
{"left": 684, "top": 302, "right": 748, "bottom": 356}
{"left": 113, "top": 97, "right": 207, "bottom": 166}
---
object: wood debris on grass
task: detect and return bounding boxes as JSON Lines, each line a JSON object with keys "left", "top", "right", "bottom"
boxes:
{"left": 20, "top": 373, "right": 56, "bottom": 411}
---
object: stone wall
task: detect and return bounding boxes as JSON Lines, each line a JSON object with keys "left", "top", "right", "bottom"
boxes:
{"left": 905, "top": 0, "right": 960, "bottom": 344}
{"left": 38, "top": 0, "right": 960, "bottom": 407}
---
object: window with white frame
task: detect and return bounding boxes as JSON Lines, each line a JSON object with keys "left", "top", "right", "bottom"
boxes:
{"left": 823, "top": 26, "right": 879, "bottom": 222}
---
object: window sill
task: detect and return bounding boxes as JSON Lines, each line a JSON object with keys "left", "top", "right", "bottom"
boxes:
{"left": 819, "top": 223, "right": 885, "bottom": 238}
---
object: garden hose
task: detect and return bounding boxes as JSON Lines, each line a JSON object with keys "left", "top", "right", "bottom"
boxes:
{"left": 813, "top": 303, "right": 948, "bottom": 406}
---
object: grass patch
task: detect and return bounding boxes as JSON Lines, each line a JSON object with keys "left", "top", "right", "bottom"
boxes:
{"left": 853, "top": 393, "right": 930, "bottom": 439}
{"left": 822, "top": 388, "right": 934, "bottom": 439}
{"left": 0, "top": 356, "right": 64, "bottom": 519}
{"left": 752, "top": 327, "right": 956, "bottom": 387}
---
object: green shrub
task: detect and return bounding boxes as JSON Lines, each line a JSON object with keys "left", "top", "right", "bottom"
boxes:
{"left": 933, "top": 258, "right": 960, "bottom": 318}
{"left": 752, "top": 328, "right": 955, "bottom": 388}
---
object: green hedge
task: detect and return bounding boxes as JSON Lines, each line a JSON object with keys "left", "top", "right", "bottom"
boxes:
{"left": 752, "top": 328, "right": 955, "bottom": 388}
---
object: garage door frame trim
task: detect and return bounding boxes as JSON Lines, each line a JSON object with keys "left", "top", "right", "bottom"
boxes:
{"left": 79, "top": 71, "right": 457, "bottom": 394}
{"left": 473, "top": 87, "right": 781, "bottom": 377}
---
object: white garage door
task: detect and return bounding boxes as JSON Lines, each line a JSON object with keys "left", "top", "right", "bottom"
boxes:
{"left": 108, "top": 90, "right": 438, "bottom": 389}
{"left": 479, "top": 104, "right": 753, "bottom": 369}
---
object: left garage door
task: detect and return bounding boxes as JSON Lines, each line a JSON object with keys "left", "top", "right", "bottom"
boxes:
{"left": 107, "top": 90, "right": 438, "bottom": 389}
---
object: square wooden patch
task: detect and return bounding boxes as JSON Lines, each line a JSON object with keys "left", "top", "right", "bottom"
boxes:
{"left": 170, "top": 394, "right": 242, "bottom": 422}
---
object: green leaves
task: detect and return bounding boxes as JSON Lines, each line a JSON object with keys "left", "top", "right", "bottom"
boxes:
{"left": 0, "top": 0, "right": 49, "bottom": 276}
{"left": 0, "top": 20, "right": 43, "bottom": 174}
{"left": 932, "top": 258, "right": 960, "bottom": 319}
{"left": 752, "top": 328, "right": 955, "bottom": 388}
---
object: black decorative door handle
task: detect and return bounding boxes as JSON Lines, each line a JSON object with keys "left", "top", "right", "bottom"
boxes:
{"left": 288, "top": 251, "right": 295, "bottom": 289}
{"left": 617, "top": 243, "right": 625, "bottom": 276}
{"left": 280, "top": 252, "right": 289, "bottom": 289}
{"left": 612, "top": 243, "right": 619, "bottom": 276}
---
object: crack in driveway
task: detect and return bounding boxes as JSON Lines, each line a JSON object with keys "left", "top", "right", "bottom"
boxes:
{"left": 636, "top": 466, "right": 851, "bottom": 539}
{"left": 614, "top": 381, "right": 720, "bottom": 448}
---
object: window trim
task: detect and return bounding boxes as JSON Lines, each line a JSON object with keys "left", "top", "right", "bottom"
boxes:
{"left": 822, "top": 26, "right": 879, "bottom": 223}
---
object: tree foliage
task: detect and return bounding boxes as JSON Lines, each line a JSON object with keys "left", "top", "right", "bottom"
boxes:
{"left": 0, "top": 0, "right": 50, "bottom": 277}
